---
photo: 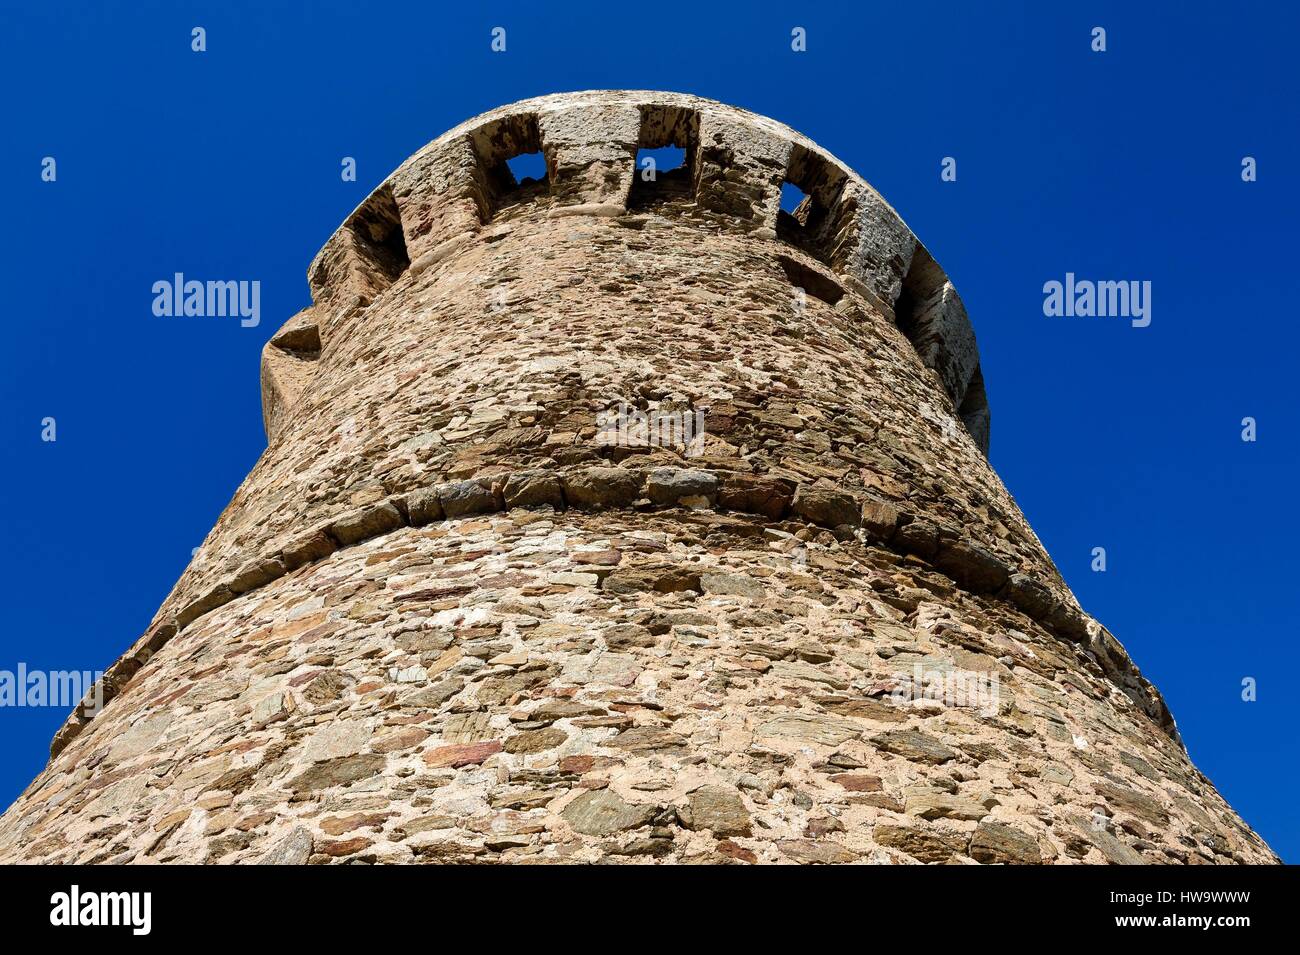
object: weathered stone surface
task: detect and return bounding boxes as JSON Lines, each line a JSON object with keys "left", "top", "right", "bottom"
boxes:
{"left": 501, "top": 470, "right": 563, "bottom": 509}
{"left": 562, "top": 790, "right": 657, "bottom": 837}
{"left": 1086, "top": 823, "right": 1147, "bottom": 865}
{"left": 403, "top": 486, "right": 444, "bottom": 526}
{"left": 606, "top": 726, "right": 687, "bottom": 754}
{"left": 1094, "top": 782, "right": 1171, "bottom": 828}
{"left": 329, "top": 501, "right": 404, "bottom": 546}
{"left": 717, "top": 475, "right": 793, "bottom": 519}
{"left": 437, "top": 479, "right": 499, "bottom": 519}
{"left": 504, "top": 728, "right": 567, "bottom": 754}
{"left": 699, "top": 571, "right": 765, "bottom": 599}
{"left": 904, "top": 788, "right": 988, "bottom": 821}
{"left": 830, "top": 774, "right": 882, "bottom": 792}
{"left": 423, "top": 741, "right": 502, "bottom": 769}
{"left": 758, "top": 715, "right": 862, "bottom": 747}
{"left": 893, "top": 520, "right": 940, "bottom": 560}
{"left": 258, "top": 826, "right": 313, "bottom": 865}
{"left": 1002, "top": 573, "right": 1055, "bottom": 619}
{"left": 228, "top": 557, "right": 287, "bottom": 595}
{"left": 681, "top": 786, "right": 751, "bottom": 837}
{"left": 860, "top": 497, "right": 902, "bottom": 540}
{"left": 819, "top": 696, "right": 908, "bottom": 724}
{"left": 791, "top": 487, "right": 860, "bottom": 529}
{"left": 603, "top": 567, "right": 700, "bottom": 595}
{"left": 562, "top": 467, "right": 643, "bottom": 509}
{"left": 371, "top": 727, "right": 429, "bottom": 754}
{"left": 319, "top": 837, "right": 373, "bottom": 858}
{"left": 970, "top": 821, "right": 1043, "bottom": 865}
{"left": 301, "top": 670, "right": 354, "bottom": 705}
{"left": 280, "top": 529, "right": 335, "bottom": 569}
{"left": 645, "top": 468, "right": 719, "bottom": 507}
{"left": 870, "top": 729, "right": 957, "bottom": 765}
{"left": 874, "top": 822, "right": 968, "bottom": 864}
{"left": 778, "top": 839, "right": 859, "bottom": 864}
{"left": 288, "top": 754, "right": 386, "bottom": 794}
{"left": 0, "top": 91, "right": 1274, "bottom": 868}
{"left": 934, "top": 539, "right": 1009, "bottom": 594}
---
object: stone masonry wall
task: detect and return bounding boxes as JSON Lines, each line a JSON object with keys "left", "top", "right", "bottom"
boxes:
{"left": 0, "top": 92, "right": 1276, "bottom": 864}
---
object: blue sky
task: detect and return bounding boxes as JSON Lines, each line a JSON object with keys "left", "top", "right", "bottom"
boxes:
{"left": 2, "top": 1, "right": 1296, "bottom": 860}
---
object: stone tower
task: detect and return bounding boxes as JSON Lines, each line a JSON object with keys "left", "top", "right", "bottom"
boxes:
{"left": 0, "top": 92, "right": 1275, "bottom": 864}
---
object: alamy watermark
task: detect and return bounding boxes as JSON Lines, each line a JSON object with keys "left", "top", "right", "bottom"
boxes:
{"left": 889, "top": 663, "right": 1000, "bottom": 717}
{"left": 0, "top": 664, "right": 104, "bottom": 712}
{"left": 1043, "top": 272, "right": 1151, "bottom": 328}
{"left": 152, "top": 273, "right": 261, "bottom": 327}
{"left": 50, "top": 885, "right": 151, "bottom": 935}
{"left": 595, "top": 401, "right": 707, "bottom": 456}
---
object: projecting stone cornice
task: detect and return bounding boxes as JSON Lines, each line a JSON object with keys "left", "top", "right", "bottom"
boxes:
{"left": 47, "top": 465, "right": 1177, "bottom": 765}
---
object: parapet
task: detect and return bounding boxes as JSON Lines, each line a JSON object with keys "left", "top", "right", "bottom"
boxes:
{"left": 284, "top": 91, "right": 988, "bottom": 452}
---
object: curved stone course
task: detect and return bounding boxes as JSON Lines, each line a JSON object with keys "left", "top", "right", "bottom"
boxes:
{"left": 46, "top": 464, "right": 1175, "bottom": 763}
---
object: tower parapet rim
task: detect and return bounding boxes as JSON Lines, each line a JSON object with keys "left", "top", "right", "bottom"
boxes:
{"left": 296, "top": 91, "right": 989, "bottom": 452}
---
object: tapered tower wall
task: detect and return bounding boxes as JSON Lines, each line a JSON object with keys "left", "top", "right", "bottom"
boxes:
{"left": 0, "top": 93, "right": 1275, "bottom": 864}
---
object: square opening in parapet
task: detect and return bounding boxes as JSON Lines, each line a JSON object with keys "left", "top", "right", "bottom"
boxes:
{"left": 777, "top": 145, "right": 850, "bottom": 265}
{"left": 629, "top": 145, "right": 690, "bottom": 207}
{"left": 473, "top": 113, "right": 550, "bottom": 220}
{"left": 776, "top": 178, "right": 828, "bottom": 252}
{"left": 630, "top": 104, "right": 699, "bottom": 209}
{"left": 780, "top": 181, "right": 810, "bottom": 214}
{"left": 505, "top": 151, "right": 548, "bottom": 187}
{"left": 347, "top": 184, "right": 410, "bottom": 292}
{"left": 488, "top": 149, "right": 551, "bottom": 215}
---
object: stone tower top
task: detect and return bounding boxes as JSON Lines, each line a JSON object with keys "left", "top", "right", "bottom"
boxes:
{"left": 4, "top": 92, "right": 1276, "bottom": 866}
{"left": 10, "top": 91, "right": 1274, "bottom": 873}
{"left": 293, "top": 91, "right": 987, "bottom": 451}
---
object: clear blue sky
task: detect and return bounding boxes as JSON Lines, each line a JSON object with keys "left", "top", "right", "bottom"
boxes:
{"left": 2, "top": 1, "right": 1295, "bottom": 861}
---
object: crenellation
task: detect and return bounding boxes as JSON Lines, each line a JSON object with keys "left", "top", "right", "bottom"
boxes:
{"left": 260, "top": 306, "right": 322, "bottom": 440}
{"left": 467, "top": 111, "right": 546, "bottom": 220}
{"left": 389, "top": 134, "right": 483, "bottom": 260}
{"left": 844, "top": 180, "right": 920, "bottom": 310}
{"left": 694, "top": 110, "right": 791, "bottom": 233}
{"left": 779, "top": 142, "right": 853, "bottom": 266}
{"left": 636, "top": 102, "right": 699, "bottom": 156}
{"left": 306, "top": 183, "right": 409, "bottom": 325}
{"left": 537, "top": 102, "right": 640, "bottom": 208}
{"left": 299, "top": 92, "right": 985, "bottom": 433}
